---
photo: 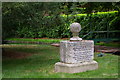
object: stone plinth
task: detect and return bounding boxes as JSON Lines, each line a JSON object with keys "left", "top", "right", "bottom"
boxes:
{"left": 55, "top": 61, "right": 98, "bottom": 73}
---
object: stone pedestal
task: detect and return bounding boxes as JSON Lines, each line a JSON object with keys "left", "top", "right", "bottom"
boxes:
{"left": 55, "top": 40, "right": 98, "bottom": 73}
{"left": 54, "top": 22, "right": 98, "bottom": 73}
{"left": 55, "top": 61, "right": 98, "bottom": 73}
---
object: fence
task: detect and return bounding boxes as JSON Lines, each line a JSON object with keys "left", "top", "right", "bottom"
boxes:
{"left": 79, "top": 16, "right": 120, "bottom": 42}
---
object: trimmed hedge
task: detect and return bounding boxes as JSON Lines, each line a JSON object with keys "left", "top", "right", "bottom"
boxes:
{"left": 3, "top": 9, "right": 120, "bottom": 39}
{"left": 44, "top": 11, "right": 119, "bottom": 39}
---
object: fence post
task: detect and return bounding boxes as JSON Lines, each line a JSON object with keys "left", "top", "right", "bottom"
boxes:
{"left": 107, "top": 21, "right": 109, "bottom": 39}
{"left": 89, "top": 14, "right": 92, "bottom": 39}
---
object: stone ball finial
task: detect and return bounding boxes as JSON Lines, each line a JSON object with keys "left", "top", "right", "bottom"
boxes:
{"left": 70, "top": 22, "right": 81, "bottom": 33}
{"left": 70, "top": 22, "right": 82, "bottom": 41}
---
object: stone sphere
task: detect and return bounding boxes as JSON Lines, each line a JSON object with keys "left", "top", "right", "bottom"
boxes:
{"left": 70, "top": 22, "right": 81, "bottom": 33}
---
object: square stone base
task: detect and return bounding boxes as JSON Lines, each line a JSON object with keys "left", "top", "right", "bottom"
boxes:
{"left": 55, "top": 61, "right": 98, "bottom": 73}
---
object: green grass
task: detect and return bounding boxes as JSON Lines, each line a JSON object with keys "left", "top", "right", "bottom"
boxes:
{"left": 2, "top": 44, "right": 119, "bottom": 78}
{"left": 95, "top": 42, "right": 120, "bottom": 48}
{"left": 5, "top": 38, "right": 63, "bottom": 43}
{"left": 5, "top": 38, "right": 120, "bottom": 48}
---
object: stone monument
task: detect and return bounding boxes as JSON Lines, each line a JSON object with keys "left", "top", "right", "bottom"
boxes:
{"left": 55, "top": 22, "right": 98, "bottom": 73}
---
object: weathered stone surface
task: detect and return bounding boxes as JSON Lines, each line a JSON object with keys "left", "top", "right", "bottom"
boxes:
{"left": 70, "top": 22, "right": 81, "bottom": 33}
{"left": 55, "top": 22, "right": 98, "bottom": 73}
{"left": 60, "top": 40, "right": 94, "bottom": 63}
{"left": 70, "top": 22, "right": 82, "bottom": 41}
{"left": 51, "top": 43, "right": 60, "bottom": 47}
{"left": 55, "top": 61, "right": 98, "bottom": 73}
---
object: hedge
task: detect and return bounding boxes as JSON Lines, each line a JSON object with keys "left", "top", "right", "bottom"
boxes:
{"left": 3, "top": 10, "right": 120, "bottom": 39}
{"left": 43, "top": 11, "right": 119, "bottom": 39}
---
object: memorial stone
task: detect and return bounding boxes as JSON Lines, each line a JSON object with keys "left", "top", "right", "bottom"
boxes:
{"left": 55, "top": 22, "right": 98, "bottom": 73}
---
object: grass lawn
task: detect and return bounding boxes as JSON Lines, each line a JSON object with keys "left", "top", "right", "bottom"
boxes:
{"left": 2, "top": 44, "right": 119, "bottom": 78}
{"left": 95, "top": 42, "right": 120, "bottom": 48}
{"left": 5, "top": 38, "right": 120, "bottom": 48}
{"left": 5, "top": 38, "right": 64, "bottom": 43}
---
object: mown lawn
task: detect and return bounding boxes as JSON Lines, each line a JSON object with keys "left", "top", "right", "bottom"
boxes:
{"left": 2, "top": 44, "right": 119, "bottom": 78}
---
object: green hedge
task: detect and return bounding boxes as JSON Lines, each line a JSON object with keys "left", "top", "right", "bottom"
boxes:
{"left": 25, "top": 11, "right": 119, "bottom": 39}
{"left": 53, "top": 11, "right": 119, "bottom": 39}
{"left": 3, "top": 7, "right": 119, "bottom": 39}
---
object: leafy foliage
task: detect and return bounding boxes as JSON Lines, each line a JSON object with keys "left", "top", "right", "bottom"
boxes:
{"left": 2, "top": 2, "right": 62, "bottom": 39}
{"left": 2, "top": 2, "right": 120, "bottom": 40}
